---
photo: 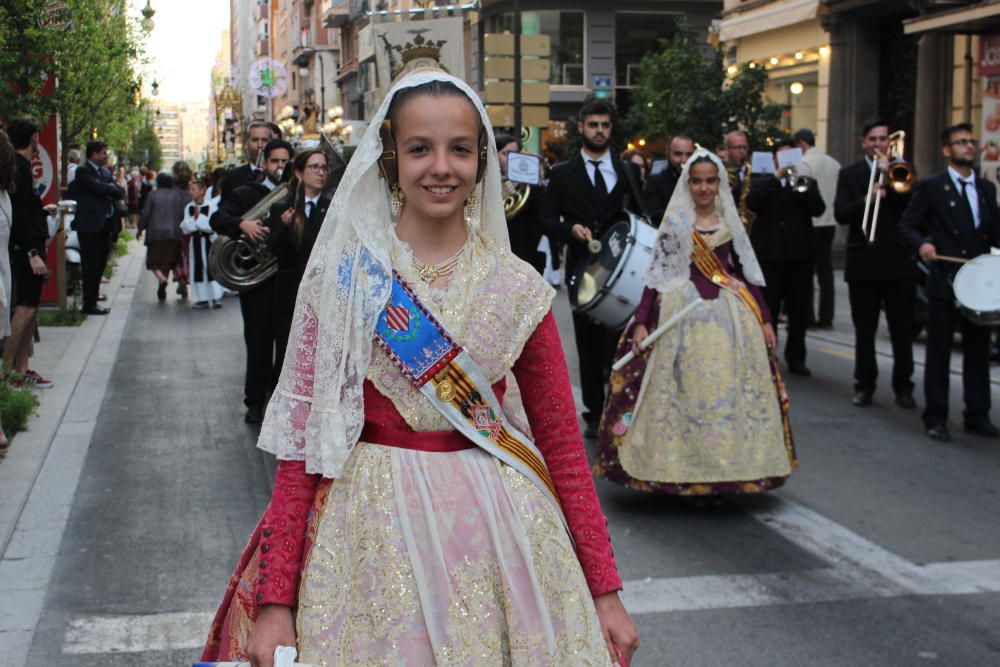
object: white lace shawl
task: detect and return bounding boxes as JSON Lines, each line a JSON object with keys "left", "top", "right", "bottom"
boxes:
{"left": 257, "top": 70, "right": 512, "bottom": 477}
{"left": 643, "top": 148, "right": 765, "bottom": 293}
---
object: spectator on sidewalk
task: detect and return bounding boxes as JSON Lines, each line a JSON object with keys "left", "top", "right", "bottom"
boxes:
{"left": 65, "top": 149, "right": 81, "bottom": 186}
{"left": 0, "top": 129, "right": 16, "bottom": 448}
{"left": 73, "top": 140, "right": 124, "bottom": 316}
{"left": 127, "top": 167, "right": 142, "bottom": 229}
{"left": 6, "top": 118, "right": 54, "bottom": 390}
{"left": 137, "top": 172, "right": 186, "bottom": 302}
{"left": 794, "top": 128, "right": 841, "bottom": 329}
{"left": 170, "top": 161, "right": 193, "bottom": 300}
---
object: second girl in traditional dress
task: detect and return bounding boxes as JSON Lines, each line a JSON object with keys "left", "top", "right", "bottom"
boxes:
{"left": 595, "top": 149, "right": 797, "bottom": 495}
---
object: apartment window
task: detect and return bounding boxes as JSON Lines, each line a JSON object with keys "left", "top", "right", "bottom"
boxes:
{"left": 489, "top": 11, "right": 585, "bottom": 86}
{"left": 616, "top": 13, "right": 678, "bottom": 87}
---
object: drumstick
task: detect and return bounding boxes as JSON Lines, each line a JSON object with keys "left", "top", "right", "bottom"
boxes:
{"left": 935, "top": 255, "right": 969, "bottom": 264}
{"left": 611, "top": 298, "right": 704, "bottom": 372}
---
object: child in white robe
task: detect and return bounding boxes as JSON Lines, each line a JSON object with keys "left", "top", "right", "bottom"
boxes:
{"left": 179, "top": 178, "right": 224, "bottom": 309}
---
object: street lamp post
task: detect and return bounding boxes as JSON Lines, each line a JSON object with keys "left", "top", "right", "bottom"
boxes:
{"left": 140, "top": 0, "right": 155, "bottom": 32}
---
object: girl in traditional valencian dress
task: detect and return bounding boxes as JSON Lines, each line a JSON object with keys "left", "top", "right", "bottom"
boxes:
{"left": 202, "top": 69, "right": 637, "bottom": 667}
{"left": 594, "top": 149, "right": 797, "bottom": 496}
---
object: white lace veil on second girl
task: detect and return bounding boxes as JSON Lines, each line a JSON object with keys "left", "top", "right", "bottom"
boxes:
{"left": 643, "top": 148, "right": 765, "bottom": 293}
{"left": 257, "top": 69, "right": 509, "bottom": 477}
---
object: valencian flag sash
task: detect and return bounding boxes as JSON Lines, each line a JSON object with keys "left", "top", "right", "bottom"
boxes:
{"left": 374, "top": 272, "right": 569, "bottom": 531}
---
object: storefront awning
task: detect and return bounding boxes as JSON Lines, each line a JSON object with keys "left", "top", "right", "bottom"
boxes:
{"left": 718, "top": 0, "right": 820, "bottom": 42}
{"left": 904, "top": 0, "right": 1000, "bottom": 35}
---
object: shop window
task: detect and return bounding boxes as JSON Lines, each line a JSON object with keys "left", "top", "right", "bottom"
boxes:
{"left": 766, "top": 72, "right": 819, "bottom": 133}
{"left": 616, "top": 12, "right": 679, "bottom": 87}
{"left": 489, "top": 11, "right": 585, "bottom": 86}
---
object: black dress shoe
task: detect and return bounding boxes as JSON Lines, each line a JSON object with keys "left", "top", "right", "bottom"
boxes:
{"left": 157, "top": 281, "right": 167, "bottom": 301}
{"left": 852, "top": 390, "right": 873, "bottom": 406}
{"left": 787, "top": 362, "right": 812, "bottom": 377}
{"left": 583, "top": 421, "right": 599, "bottom": 439}
{"left": 895, "top": 393, "right": 916, "bottom": 409}
{"left": 97, "top": 294, "right": 108, "bottom": 302}
{"left": 964, "top": 422, "right": 1000, "bottom": 438}
{"left": 82, "top": 306, "right": 110, "bottom": 315}
{"left": 926, "top": 424, "right": 951, "bottom": 442}
{"left": 244, "top": 405, "right": 264, "bottom": 424}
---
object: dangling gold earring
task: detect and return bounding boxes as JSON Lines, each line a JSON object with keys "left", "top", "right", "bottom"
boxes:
{"left": 464, "top": 190, "right": 479, "bottom": 227}
{"left": 390, "top": 184, "right": 404, "bottom": 217}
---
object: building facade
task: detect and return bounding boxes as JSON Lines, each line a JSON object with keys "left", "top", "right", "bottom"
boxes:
{"left": 155, "top": 103, "right": 184, "bottom": 167}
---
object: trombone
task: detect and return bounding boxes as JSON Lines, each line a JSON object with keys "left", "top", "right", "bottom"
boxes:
{"left": 862, "top": 130, "right": 917, "bottom": 243}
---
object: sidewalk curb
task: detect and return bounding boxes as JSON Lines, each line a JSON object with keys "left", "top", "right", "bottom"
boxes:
{"left": 0, "top": 241, "right": 144, "bottom": 664}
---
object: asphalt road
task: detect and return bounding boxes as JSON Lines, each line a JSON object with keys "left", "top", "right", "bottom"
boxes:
{"left": 19, "top": 268, "right": 1000, "bottom": 666}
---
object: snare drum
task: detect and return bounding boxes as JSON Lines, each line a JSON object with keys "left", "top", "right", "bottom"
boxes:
{"left": 569, "top": 213, "right": 657, "bottom": 329}
{"left": 953, "top": 254, "right": 1000, "bottom": 326}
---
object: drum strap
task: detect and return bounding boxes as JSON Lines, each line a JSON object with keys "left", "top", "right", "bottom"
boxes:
{"left": 373, "top": 273, "right": 570, "bottom": 534}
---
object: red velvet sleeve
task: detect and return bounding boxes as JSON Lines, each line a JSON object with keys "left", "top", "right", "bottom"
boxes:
{"left": 256, "top": 460, "right": 321, "bottom": 606}
{"left": 633, "top": 286, "right": 660, "bottom": 328}
{"left": 511, "top": 310, "right": 623, "bottom": 598}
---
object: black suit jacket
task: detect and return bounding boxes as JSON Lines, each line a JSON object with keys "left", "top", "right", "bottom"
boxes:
{"left": 899, "top": 170, "right": 1000, "bottom": 299}
{"left": 10, "top": 154, "right": 50, "bottom": 258}
{"left": 747, "top": 174, "right": 825, "bottom": 262}
{"left": 210, "top": 181, "right": 273, "bottom": 239}
{"left": 267, "top": 195, "right": 330, "bottom": 276}
{"left": 506, "top": 185, "right": 546, "bottom": 273}
{"left": 834, "top": 158, "right": 918, "bottom": 282}
{"left": 73, "top": 162, "right": 124, "bottom": 233}
{"left": 643, "top": 166, "right": 680, "bottom": 224}
{"left": 539, "top": 154, "right": 643, "bottom": 280}
{"left": 220, "top": 164, "right": 262, "bottom": 204}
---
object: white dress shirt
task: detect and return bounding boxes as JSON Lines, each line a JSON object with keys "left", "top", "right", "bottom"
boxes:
{"left": 581, "top": 150, "right": 617, "bottom": 192}
{"left": 948, "top": 165, "right": 981, "bottom": 229}
{"left": 304, "top": 196, "right": 319, "bottom": 218}
{"left": 799, "top": 146, "right": 840, "bottom": 228}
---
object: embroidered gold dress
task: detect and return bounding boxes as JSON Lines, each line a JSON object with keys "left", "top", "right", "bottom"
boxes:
{"left": 595, "top": 225, "right": 796, "bottom": 495}
{"left": 203, "top": 236, "right": 618, "bottom": 666}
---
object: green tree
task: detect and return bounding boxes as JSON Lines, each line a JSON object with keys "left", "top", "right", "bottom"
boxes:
{"left": 0, "top": 0, "right": 149, "bottom": 177}
{"left": 125, "top": 122, "right": 162, "bottom": 171}
{"left": 631, "top": 18, "right": 787, "bottom": 150}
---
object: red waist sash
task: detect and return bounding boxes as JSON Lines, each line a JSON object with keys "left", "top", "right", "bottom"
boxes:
{"left": 360, "top": 421, "right": 475, "bottom": 453}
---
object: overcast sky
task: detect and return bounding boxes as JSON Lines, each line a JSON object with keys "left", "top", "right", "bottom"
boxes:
{"left": 131, "top": 0, "right": 229, "bottom": 104}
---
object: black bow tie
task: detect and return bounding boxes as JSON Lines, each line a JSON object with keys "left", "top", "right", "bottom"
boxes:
{"left": 189, "top": 204, "right": 210, "bottom": 216}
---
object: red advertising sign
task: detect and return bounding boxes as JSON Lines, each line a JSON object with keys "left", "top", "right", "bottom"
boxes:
{"left": 38, "top": 74, "right": 61, "bottom": 303}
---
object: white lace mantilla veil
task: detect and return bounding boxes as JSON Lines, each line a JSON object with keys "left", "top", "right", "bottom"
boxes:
{"left": 643, "top": 148, "right": 765, "bottom": 293}
{"left": 257, "top": 69, "right": 511, "bottom": 477}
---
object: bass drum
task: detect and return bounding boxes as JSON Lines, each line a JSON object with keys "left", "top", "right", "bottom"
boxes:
{"left": 953, "top": 254, "right": 1000, "bottom": 326}
{"left": 569, "top": 213, "right": 657, "bottom": 330}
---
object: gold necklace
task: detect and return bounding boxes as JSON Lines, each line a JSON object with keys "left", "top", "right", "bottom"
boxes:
{"left": 412, "top": 244, "right": 466, "bottom": 284}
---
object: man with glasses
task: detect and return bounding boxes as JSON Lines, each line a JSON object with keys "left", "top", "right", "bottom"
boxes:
{"left": 725, "top": 130, "right": 751, "bottom": 196}
{"left": 539, "top": 100, "right": 644, "bottom": 438}
{"left": 643, "top": 133, "right": 695, "bottom": 224}
{"left": 834, "top": 119, "right": 919, "bottom": 409}
{"left": 901, "top": 123, "right": 1000, "bottom": 441}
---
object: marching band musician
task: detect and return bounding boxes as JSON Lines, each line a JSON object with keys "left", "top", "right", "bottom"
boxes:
{"left": 179, "top": 176, "right": 224, "bottom": 309}
{"left": 747, "top": 137, "right": 825, "bottom": 377}
{"left": 495, "top": 132, "right": 546, "bottom": 274}
{"left": 220, "top": 121, "right": 274, "bottom": 201}
{"left": 899, "top": 122, "right": 1000, "bottom": 442}
{"left": 834, "top": 119, "right": 919, "bottom": 409}
{"left": 210, "top": 139, "right": 293, "bottom": 424}
{"left": 724, "top": 130, "right": 751, "bottom": 198}
{"left": 266, "top": 149, "right": 331, "bottom": 382}
{"left": 643, "top": 133, "right": 695, "bottom": 224}
{"left": 539, "top": 99, "right": 645, "bottom": 438}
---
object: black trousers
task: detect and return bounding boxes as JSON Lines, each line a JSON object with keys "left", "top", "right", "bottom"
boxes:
{"left": 847, "top": 279, "right": 915, "bottom": 394}
{"left": 760, "top": 259, "right": 812, "bottom": 365}
{"left": 238, "top": 278, "right": 278, "bottom": 408}
{"left": 810, "top": 226, "right": 835, "bottom": 325}
{"left": 78, "top": 228, "right": 111, "bottom": 310}
{"left": 572, "top": 311, "right": 615, "bottom": 420}
{"left": 923, "top": 296, "right": 992, "bottom": 427}
{"left": 273, "top": 271, "right": 300, "bottom": 378}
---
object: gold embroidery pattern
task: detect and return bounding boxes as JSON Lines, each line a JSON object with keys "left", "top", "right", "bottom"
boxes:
{"left": 618, "top": 284, "right": 792, "bottom": 483}
{"left": 296, "top": 444, "right": 611, "bottom": 666}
